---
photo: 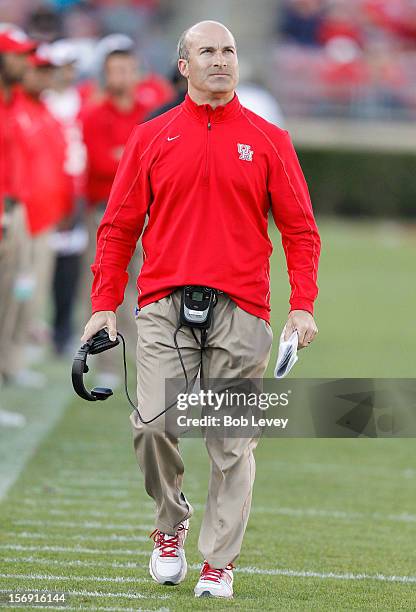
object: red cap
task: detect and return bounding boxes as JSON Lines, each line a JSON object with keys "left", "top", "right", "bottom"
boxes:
{"left": 28, "top": 52, "right": 54, "bottom": 68}
{"left": 0, "top": 29, "right": 37, "bottom": 54}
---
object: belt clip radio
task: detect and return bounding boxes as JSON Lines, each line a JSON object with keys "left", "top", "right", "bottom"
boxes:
{"left": 180, "top": 286, "right": 217, "bottom": 329}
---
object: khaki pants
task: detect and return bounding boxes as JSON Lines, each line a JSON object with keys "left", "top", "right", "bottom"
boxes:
{"left": 129, "top": 290, "right": 273, "bottom": 568}
{"left": 0, "top": 204, "right": 31, "bottom": 377}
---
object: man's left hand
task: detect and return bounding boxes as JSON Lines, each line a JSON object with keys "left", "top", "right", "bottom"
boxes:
{"left": 284, "top": 310, "right": 318, "bottom": 349}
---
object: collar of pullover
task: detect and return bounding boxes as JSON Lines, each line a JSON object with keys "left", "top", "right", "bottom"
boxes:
{"left": 182, "top": 92, "right": 241, "bottom": 124}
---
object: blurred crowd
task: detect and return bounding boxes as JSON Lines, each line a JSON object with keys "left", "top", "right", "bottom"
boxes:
{"left": 273, "top": 0, "right": 416, "bottom": 119}
{"left": 0, "top": 21, "right": 182, "bottom": 392}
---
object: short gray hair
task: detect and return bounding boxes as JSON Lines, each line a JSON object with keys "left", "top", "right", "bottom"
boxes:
{"left": 177, "top": 28, "right": 190, "bottom": 61}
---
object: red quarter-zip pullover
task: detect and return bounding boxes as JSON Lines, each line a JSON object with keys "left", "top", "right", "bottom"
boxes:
{"left": 91, "top": 93, "right": 321, "bottom": 321}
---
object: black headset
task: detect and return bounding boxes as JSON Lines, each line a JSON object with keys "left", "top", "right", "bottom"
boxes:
{"left": 72, "top": 287, "right": 219, "bottom": 422}
{"left": 71, "top": 329, "right": 119, "bottom": 401}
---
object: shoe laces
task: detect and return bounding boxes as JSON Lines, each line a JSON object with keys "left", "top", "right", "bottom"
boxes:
{"left": 200, "top": 560, "right": 234, "bottom": 583}
{"left": 149, "top": 523, "right": 187, "bottom": 558}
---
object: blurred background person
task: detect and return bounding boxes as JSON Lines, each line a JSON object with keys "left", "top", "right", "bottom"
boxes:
{"left": 0, "top": 26, "right": 38, "bottom": 390}
{"left": 11, "top": 45, "right": 72, "bottom": 383}
{"left": 144, "top": 63, "right": 187, "bottom": 119}
{"left": 81, "top": 37, "right": 151, "bottom": 386}
{"left": 237, "top": 61, "right": 285, "bottom": 126}
{"left": 82, "top": 41, "right": 151, "bottom": 209}
{"left": 280, "top": 0, "right": 325, "bottom": 47}
{"left": 78, "top": 32, "right": 174, "bottom": 110}
{"left": 43, "top": 39, "right": 88, "bottom": 356}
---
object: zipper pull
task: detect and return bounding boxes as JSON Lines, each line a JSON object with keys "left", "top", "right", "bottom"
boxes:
{"left": 208, "top": 121, "right": 211, "bottom": 130}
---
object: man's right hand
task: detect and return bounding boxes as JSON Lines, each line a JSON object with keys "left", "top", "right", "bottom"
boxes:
{"left": 81, "top": 310, "right": 117, "bottom": 343}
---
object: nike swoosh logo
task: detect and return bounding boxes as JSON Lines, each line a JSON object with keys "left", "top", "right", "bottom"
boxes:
{"left": 167, "top": 135, "right": 180, "bottom": 141}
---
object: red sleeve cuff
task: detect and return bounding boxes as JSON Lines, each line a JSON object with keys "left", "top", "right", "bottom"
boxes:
{"left": 91, "top": 296, "right": 118, "bottom": 314}
{"left": 289, "top": 298, "right": 315, "bottom": 316}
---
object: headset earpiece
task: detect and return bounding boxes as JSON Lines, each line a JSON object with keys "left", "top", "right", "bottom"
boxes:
{"left": 72, "top": 330, "right": 119, "bottom": 401}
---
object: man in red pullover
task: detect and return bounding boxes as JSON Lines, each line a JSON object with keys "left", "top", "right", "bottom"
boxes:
{"left": 82, "top": 21, "right": 321, "bottom": 599}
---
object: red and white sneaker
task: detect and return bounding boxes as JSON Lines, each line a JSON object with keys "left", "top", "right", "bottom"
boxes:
{"left": 148, "top": 520, "right": 189, "bottom": 585}
{"left": 194, "top": 560, "right": 234, "bottom": 598}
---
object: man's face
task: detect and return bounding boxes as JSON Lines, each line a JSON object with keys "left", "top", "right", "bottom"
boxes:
{"left": 23, "top": 65, "right": 54, "bottom": 96}
{"left": 179, "top": 23, "right": 239, "bottom": 96}
{"left": 1, "top": 51, "right": 29, "bottom": 84}
{"left": 104, "top": 53, "right": 138, "bottom": 96}
{"left": 56, "top": 63, "right": 76, "bottom": 89}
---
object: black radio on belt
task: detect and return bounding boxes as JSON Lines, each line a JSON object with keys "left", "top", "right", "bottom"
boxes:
{"left": 180, "top": 285, "right": 217, "bottom": 329}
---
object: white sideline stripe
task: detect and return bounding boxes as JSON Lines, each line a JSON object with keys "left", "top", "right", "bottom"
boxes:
{"left": 14, "top": 519, "right": 153, "bottom": 531}
{"left": 0, "top": 572, "right": 149, "bottom": 584}
{"left": 0, "top": 544, "right": 145, "bottom": 556}
{"left": 7, "top": 532, "right": 148, "bottom": 543}
{"left": 3, "top": 556, "right": 148, "bottom": 569}
{"left": 0, "top": 588, "right": 169, "bottom": 601}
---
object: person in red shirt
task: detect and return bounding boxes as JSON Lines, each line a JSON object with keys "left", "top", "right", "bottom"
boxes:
{"left": 81, "top": 46, "right": 150, "bottom": 384}
{"left": 82, "top": 21, "right": 321, "bottom": 599}
{"left": 16, "top": 52, "right": 72, "bottom": 236}
{"left": 7, "top": 47, "right": 72, "bottom": 357}
{"left": 0, "top": 29, "right": 36, "bottom": 235}
{"left": 0, "top": 28, "right": 38, "bottom": 387}
{"left": 82, "top": 48, "right": 152, "bottom": 208}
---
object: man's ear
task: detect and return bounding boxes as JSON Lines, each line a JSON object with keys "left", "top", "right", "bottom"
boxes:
{"left": 178, "top": 58, "right": 189, "bottom": 79}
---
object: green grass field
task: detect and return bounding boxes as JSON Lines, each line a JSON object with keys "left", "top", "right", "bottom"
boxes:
{"left": 1, "top": 219, "right": 415, "bottom": 611}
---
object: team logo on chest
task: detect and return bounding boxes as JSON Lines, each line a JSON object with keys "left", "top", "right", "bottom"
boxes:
{"left": 237, "top": 143, "right": 254, "bottom": 162}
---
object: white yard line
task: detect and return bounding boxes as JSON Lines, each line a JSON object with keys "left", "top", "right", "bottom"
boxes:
{"left": 268, "top": 460, "right": 416, "bottom": 480}
{"left": 13, "top": 519, "right": 152, "bottom": 531}
{"left": 2, "top": 556, "right": 147, "bottom": 569}
{"left": 249, "top": 506, "right": 416, "bottom": 523}
{"left": 1, "top": 560, "right": 415, "bottom": 586}
{"left": 194, "top": 564, "right": 416, "bottom": 584}
{"left": 0, "top": 572, "right": 149, "bottom": 584}
{"left": 26, "top": 489, "right": 132, "bottom": 499}
{"left": 0, "top": 544, "right": 145, "bottom": 556}
{"left": 17, "top": 501, "right": 416, "bottom": 524}
{"left": 235, "top": 566, "right": 416, "bottom": 584}
{"left": 6, "top": 532, "right": 148, "bottom": 543}
{"left": 43, "top": 479, "right": 139, "bottom": 489}
{"left": 17, "top": 499, "right": 416, "bottom": 528}
{"left": 22, "top": 498, "right": 139, "bottom": 509}
{"left": 46, "top": 508, "right": 154, "bottom": 520}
